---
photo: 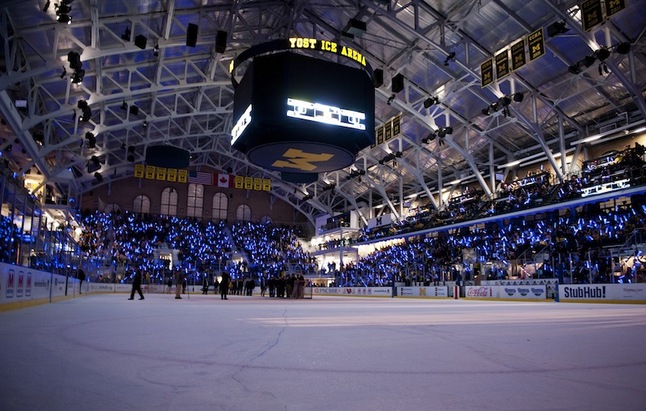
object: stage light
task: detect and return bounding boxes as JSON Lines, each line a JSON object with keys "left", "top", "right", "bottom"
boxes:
{"left": 568, "top": 64, "right": 581, "bottom": 74}
{"left": 512, "top": 92, "right": 524, "bottom": 103}
{"left": 70, "top": 69, "right": 85, "bottom": 84}
{"left": 57, "top": 14, "right": 71, "bottom": 24}
{"left": 616, "top": 42, "right": 630, "bottom": 54}
{"left": 121, "top": 27, "right": 131, "bottom": 42}
{"left": 85, "top": 132, "right": 96, "bottom": 148}
{"left": 583, "top": 55, "right": 596, "bottom": 68}
{"left": 595, "top": 47, "right": 610, "bottom": 61}
{"left": 444, "top": 52, "right": 456, "bottom": 66}
{"left": 547, "top": 21, "right": 568, "bottom": 37}
{"left": 94, "top": 172, "right": 103, "bottom": 182}
{"left": 498, "top": 96, "right": 511, "bottom": 107}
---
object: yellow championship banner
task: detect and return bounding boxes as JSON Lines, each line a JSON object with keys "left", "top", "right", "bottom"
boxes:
{"left": 145, "top": 165, "right": 156, "bottom": 180}
{"left": 262, "top": 178, "right": 271, "bottom": 191}
{"left": 156, "top": 167, "right": 167, "bottom": 181}
{"left": 134, "top": 164, "right": 145, "bottom": 178}
{"left": 244, "top": 176, "right": 253, "bottom": 190}
{"left": 480, "top": 58, "right": 494, "bottom": 88}
{"left": 234, "top": 175, "right": 244, "bottom": 189}
{"left": 510, "top": 39, "right": 526, "bottom": 71}
{"left": 167, "top": 168, "right": 177, "bottom": 182}
{"left": 495, "top": 49, "right": 510, "bottom": 80}
{"left": 528, "top": 28, "right": 545, "bottom": 61}
{"left": 178, "top": 169, "right": 188, "bottom": 183}
{"left": 253, "top": 177, "right": 262, "bottom": 191}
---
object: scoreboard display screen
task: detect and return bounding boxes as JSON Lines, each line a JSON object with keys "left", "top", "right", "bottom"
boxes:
{"left": 231, "top": 51, "right": 375, "bottom": 179}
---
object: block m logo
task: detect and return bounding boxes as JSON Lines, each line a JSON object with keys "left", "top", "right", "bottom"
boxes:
{"left": 272, "top": 148, "right": 333, "bottom": 172}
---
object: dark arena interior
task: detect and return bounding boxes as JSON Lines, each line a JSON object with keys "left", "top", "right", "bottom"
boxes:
{"left": 1, "top": 1, "right": 646, "bottom": 410}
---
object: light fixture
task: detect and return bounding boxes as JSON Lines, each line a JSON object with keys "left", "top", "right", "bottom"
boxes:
{"left": 583, "top": 55, "right": 596, "bottom": 68}
{"left": 568, "top": 63, "right": 581, "bottom": 74}
{"left": 547, "top": 20, "right": 568, "bottom": 37}
{"left": 70, "top": 69, "right": 85, "bottom": 84}
{"left": 595, "top": 47, "right": 610, "bottom": 61}
{"left": 153, "top": 43, "right": 159, "bottom": 57}
{"left": 54, "top": 1, "right": 72, "bottom": 25}
{"left": 85, "top": 131, "right": 96, "bottom": 148}
{"left": 444, "top": 52, "right": 456, "bottom": 66}
{"left": 616, "top": 42, "right": 630, "bottom": 54}
{"left": 498, "top": 96, "right": 512, "bottom": 107}
{"left": 512, "top": 92, "right": 524, "bottom": 103}
{"left": 423, "top": 96, "right": 439, "bottom": 108}
{"left": 121, "top": 27, "right": 131, "bottom": 42}
{"left": 94, "top": 172, "right": 103, "bottom": 182}
{"left": 386, "top": 94, "right": 395, "bottom": 105}
{"left": 343, "top": 18, "right": 366, "bottom": 37}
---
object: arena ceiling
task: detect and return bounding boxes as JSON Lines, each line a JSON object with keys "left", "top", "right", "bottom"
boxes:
{"left": 1, "top": 0, "right": 645, "bottom": 227}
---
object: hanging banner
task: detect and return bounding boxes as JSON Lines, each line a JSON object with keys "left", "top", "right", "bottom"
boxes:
{"left": 527, "top": 28, "right": 545, "bottom": 61}
{"left": 262, "top": 178, "right": 271, "bottom": 191}
{"left": 510, "top": 39, "right": 526, "bottom": 71}
{"left": 495, "top": 49, "right": 510, "bottom": 80}
{"left": 134, "top": 164, "right": 145, "bottom": 178}
{"left": 167, "top": 168, "right": 177, "bottom": 182}
{"left": 480, "top": 58, "right": 494, "bottom": 88}
{"left": 581, "top": 0, "right": 603, "bottom": 31}
{"left": 376, "top": 126, "right": 384, "bottom": 145}
{"left": 145, "top": 165, "right": 156, "bottom": 180}
{"left": 392, "top": 115, "right": 401, "bottom": 136}
{"left": 384, "top": 121, "right": 392, "bottom": 141}
{"left": 155, "top": 167, "right": 167, "bottom": 181}
{"left": 605, "top": 0, "right": 626, "bottom": 17}
{"left": 177, "top": 169, "right": 188, "bottom": 183}
{"left": 234, "top": 175, "right": 244, "bottom": 189}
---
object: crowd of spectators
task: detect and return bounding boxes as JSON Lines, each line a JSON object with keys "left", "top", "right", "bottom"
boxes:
{"left": 331, "top": 202, "right": 646, "bottom": 286}
{"left": 359, "top": 143, "right": 646, "bottom": 242}
{"left": 0, "top": 214, "right": 20, "bottom": 264}
{"left": 77, "top": 211, "right": 315, "bottom": 285}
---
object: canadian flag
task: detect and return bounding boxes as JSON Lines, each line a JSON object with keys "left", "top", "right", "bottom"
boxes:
{"left": 217, "top": 173, "right": 232, "bottom": 187}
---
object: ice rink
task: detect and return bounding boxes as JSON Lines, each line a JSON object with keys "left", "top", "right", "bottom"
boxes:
{"left": 1, "top": 293, "right": 645, "bottom": 411}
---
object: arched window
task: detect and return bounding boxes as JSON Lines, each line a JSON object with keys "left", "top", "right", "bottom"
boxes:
{"left": 236, "top": 204, "right": 251, "bottom": 222}
{"left": 133, "top": 195, "right": 150, "bottom": 214}
{"left": 212, "top": 192, "right": 228, "bottom": 221}
{"left": 160, "top": 187, "right": 178, "bottom": 216}
{"left": 187, "top": 183, "right": 204, "bottom": 218}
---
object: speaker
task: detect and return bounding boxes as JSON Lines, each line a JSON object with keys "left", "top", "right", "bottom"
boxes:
{"left": 391, "top": 73, "right": 404, "bottom": 93}
{"left": 373, "top": 69, "right": 383, "bottom": 88}
{"left": 129, "top": 105, "right": 139, "bottom": 116}
{"left": 186, "top": 23, "right": 199, "bottom": 47}
{"left": 134, "top": 35, "right": 147, "bottom": 50}
{"left": 215, "top": 30, "right": 227, "bottom": 53}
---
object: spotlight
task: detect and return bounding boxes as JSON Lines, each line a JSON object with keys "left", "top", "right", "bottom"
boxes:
{"left": 67, "top": 51, "right": 82, "bottom": 71}
{"left": 583, "top": 55, "right": 596, "bottom": 68}
{"left": 423, "top": 96, "right": 439, "bottom": 108}
{"left": 568, "top": 63, "right": 581, "bottom": 74}
{"left": 498, "top": 96, "right": 512, "bottom": 107}
{"left": 121, "top": 27, "right": 131, "bottom": 42}
{"left": 85, "top": 132, "right": 96, "bottom": 148}
{"left": 94, "top": 172, "right": 103, "bottom": 182}
{"left": 444, "top": 52, "right": 456, "bottom": 66}
{"left": 490, "top": 102, "right": 499, "bottom": 112}
{"left": 386, "top": 94, "right": 395, "bottom": 105}
{"left": 616, "top": 42, "right": 630, "bottom": 54}
{"left": 70, "top": 69, "right": 85, "bottom": 84}
{"left": 153, "top": 43, "right": 159, "bottom": 57}
{"left": 77, "top": 100, "right": 88, "bottom": 110}
{"left": 56, "top": 14, "right": 71, "bottom": 24}
{"left": 395, "top": 151, "right": 403, "bottom": 158}
{"left": 512, "top": 92, "right": 524, "bottom": 103}
{"left": 481, "top": 107, "right": 492, "bottom": 116}
{"left": 547, "top": 20, "right": 568, "bottom": 37}
{"left": 595, "top": 47, "right": 610, "bottom": 61}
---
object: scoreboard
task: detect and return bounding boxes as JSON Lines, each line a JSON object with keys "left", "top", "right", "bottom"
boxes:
{"left": 230, "top": 43, "right": 375, "bottom": 182}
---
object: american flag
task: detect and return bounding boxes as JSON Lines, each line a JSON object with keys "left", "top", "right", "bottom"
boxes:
{"left": 188, "top": 170, "right": 213, "bottom": 185}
